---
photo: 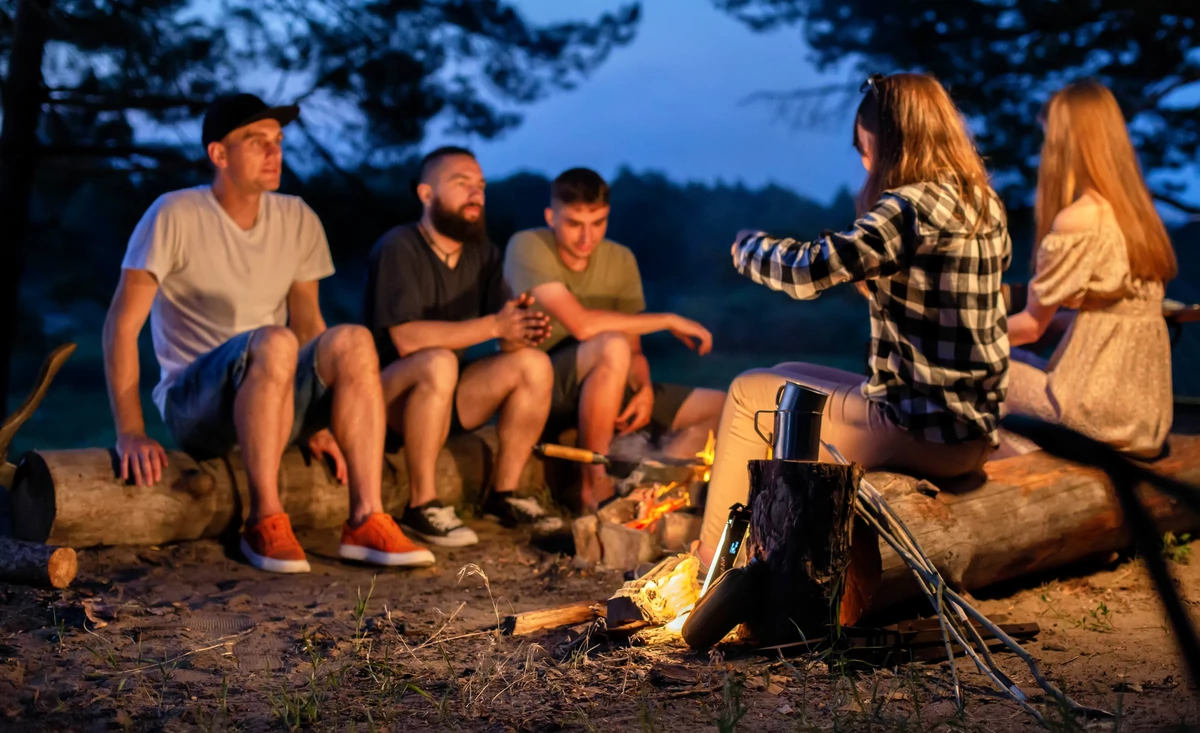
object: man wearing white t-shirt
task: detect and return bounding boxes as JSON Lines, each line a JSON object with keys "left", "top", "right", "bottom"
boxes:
{"left": 103, "top": 93, "right": 434, "bottom": 573}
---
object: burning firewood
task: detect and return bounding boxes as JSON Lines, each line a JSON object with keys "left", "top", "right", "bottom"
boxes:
{"left": 606, "top": 553, "right": 701, "bottom": 627}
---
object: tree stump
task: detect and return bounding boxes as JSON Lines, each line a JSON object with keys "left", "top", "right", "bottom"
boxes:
{"left": 0, "top": 536, "right": 77, "bottom": 588}
{"left": 743, "top": 459, "right": 871, "bottom": 646}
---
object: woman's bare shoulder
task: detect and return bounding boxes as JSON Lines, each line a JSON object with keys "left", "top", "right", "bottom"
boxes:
{"left": 1050, "top": 192, "right": 1105, "bottom": 235}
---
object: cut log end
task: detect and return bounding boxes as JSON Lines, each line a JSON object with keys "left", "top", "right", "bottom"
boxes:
{"left": 47, "top": 547, "right": 78, "bottom": 589}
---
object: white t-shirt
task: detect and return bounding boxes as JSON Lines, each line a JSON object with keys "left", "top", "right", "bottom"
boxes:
{"left": 121, "top": 186, "right": 335, "bottom": 417}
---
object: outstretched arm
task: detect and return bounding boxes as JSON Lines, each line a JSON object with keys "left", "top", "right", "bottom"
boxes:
{"left": 103, "top": 269, "right": 168, "bottom": 486}
{"left": 732, "top": 195, "right": 911, "bottom": 300}
{"left": 532, "top": 282, "right": 712, "bottom": 354}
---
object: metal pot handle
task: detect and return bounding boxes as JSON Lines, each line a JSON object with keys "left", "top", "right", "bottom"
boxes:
{"left": 753, "top": 410, "right": 775, "bottom": 448}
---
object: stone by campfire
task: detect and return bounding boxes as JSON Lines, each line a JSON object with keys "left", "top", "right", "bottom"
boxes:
{"left": 572, "top": 484, "right": 704, "bottom": 571}
{"left": 572, "top": 432, "right": 714, "bottom": 572}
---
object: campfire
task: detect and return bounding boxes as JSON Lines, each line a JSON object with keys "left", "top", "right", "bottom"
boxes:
{"left": 572, "top": 431, "right": 714, "bottom": 572}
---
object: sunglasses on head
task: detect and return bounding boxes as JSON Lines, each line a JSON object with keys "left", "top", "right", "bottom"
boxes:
{"left": 860, "top": 73, "right": 885, "bottom": 96}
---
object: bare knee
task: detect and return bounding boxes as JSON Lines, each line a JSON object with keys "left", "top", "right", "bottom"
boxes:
{"left": 320, "top": 324, "right": 379, "bottom": 379}
{"left": 511, "top": 348, "right": 553, "bottom": 392}
{"left": 412, "top": 348, "right": 459, "bottom": 397}
{"left": 249, "top": 326, "right": 299, "bottom": 384}
{"left": 585, "top": 331, "right": 631, "bottom": 375}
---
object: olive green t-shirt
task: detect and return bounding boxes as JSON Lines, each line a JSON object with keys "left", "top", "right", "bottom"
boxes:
{"left": 503, "top": 228, "right": 646, "bottom": 352}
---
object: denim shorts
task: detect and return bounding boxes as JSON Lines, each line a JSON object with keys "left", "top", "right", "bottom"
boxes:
{"left": 162, "top": 329, "right": 332, "bottom": 459}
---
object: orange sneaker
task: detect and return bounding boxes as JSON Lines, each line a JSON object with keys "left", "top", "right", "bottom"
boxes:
{"left": 240, "top": 513, "right": 311, "bottom": 573}
{"left": 340, "top": 513, "right": 435, "bottom": 568}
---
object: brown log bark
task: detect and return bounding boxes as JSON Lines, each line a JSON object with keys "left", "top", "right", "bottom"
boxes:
{"left": 743, "top": 459, "right": 866, "bottom": 646}
{"left": 500, "top": 600, "right": 606, "bottom": 636}
{"left": 606, "top": 553, "right": 701, "bottom": 627}
{"left": 0, "top": 536, "right": 76, "bottom": 588}
{"left": 9, "top": 427, "right": 545, "bottom": 547}
{"left": 861, "top": 433, "right": 1200, "bottom": 611}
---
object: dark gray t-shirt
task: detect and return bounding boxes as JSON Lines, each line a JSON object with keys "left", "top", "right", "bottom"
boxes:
{"left": 364, "top": 223, "right": 507, "bottom": 366}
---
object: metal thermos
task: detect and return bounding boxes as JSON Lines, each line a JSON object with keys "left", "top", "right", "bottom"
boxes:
{"left": 753, "top": 381, "right": 828, "bottom": 461}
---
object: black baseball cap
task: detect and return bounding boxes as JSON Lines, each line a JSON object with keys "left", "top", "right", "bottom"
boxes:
{"left": 201, "top": 93, "right": 300, "bottom": 147}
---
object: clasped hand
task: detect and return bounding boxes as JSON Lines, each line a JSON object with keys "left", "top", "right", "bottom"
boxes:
{"left": 495, "top": 292, "right": 551, "bottom": 349}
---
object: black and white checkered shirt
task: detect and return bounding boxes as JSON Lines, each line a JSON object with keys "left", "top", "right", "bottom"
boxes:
{"left": 733, "top": 178, "right": 1011, "bottom": 446}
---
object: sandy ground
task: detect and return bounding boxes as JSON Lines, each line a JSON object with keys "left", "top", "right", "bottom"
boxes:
{"left": 1, "top": 518, "right": 1199, "bottom": 733}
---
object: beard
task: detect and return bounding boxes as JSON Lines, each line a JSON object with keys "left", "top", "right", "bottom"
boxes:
{"left": 429, "top": 196, "right": 488, "bottom": 245}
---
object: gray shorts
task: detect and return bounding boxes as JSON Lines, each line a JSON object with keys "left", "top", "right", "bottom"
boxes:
{"left": 546, "top": 339, "right": 694, "bottom": 438}
{"left": 162, "top": 329, "right": 331, "bottom": 459}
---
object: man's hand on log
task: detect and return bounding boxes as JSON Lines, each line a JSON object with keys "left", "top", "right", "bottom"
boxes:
{"left": 307, "top": 429, "right": 347, "bottom": 484}
{"left": 117, "top": 432, "right": 169, "bottom": 487}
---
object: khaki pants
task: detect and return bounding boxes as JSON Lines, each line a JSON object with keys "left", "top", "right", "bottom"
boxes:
{"left": 699, "top": 363, "right": 993, "bottom": 550}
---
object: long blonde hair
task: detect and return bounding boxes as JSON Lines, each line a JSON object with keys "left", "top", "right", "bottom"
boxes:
{"left": 853, "top": 73, "right": 993, "bottom": 225}
{"left": 1036, "top": 79, "right": 1177, "bottom": 282}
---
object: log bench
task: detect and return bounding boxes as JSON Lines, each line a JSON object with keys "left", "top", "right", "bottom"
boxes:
{"left": 8, "top": 426, "right": 547, "bottom": 547}
{"left": 8, "top": 425, "right": 1200, "bottom": 625}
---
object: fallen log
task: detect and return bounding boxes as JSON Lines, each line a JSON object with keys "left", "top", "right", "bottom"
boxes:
{"left": 8, "top": 427, "right": 545, "bottom": 547}
{"left": 861, "top": 433, "right": 1200, "bottom": 611}
{"left": 0, "top": 537, "right": 77, "bottom": 588}
{"left": 500, "top": 600, "right": 606, "bottom": 636}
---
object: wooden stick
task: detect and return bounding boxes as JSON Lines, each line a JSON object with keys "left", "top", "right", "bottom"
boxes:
{"left": 0, "top": 536, "right": 77, "bottom": 588}
{"left": 500, "top": 600, "right": 606, "bottom": 636}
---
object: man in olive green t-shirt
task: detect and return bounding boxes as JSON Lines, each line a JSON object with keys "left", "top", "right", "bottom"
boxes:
{"left": 503, "top": 168, "right": 725, "bottom": 511}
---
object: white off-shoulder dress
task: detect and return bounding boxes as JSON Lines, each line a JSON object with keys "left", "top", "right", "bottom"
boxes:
{"left": 1006, "top": 214, "right": 1173, "bottom": 458}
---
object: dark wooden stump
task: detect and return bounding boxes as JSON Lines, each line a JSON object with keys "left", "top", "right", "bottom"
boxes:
{"left": 744, "top": 459, "right": 872, "bottom": 646}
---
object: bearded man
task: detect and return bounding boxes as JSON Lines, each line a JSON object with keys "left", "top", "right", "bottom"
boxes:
{"left": 365, "top": 147, "right": 562, "bottom": 548}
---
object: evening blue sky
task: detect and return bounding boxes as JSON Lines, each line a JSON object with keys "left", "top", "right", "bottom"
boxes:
{"left": 423, "top": 0, "right": 865, "bottom": 206}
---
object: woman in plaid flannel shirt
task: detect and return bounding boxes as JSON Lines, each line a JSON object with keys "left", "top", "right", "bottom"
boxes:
{"left": 698, "top": 73, "right": 1011, "bottom": 566}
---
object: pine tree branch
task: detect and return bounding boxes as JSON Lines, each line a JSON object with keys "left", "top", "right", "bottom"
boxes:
{"left": 43, "top": 91, "right": 211, "bottom": 112}
{"left": 1153, "top": 191, "right": 1200, "bottom": 217}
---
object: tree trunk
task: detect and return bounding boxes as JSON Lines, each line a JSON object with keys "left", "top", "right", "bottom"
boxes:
{"left": 862, "top": 433, "right": 1200, "bottom": 611}
{"left": 743, "top": 459, "right": 867, "bottom": 646}
{"left": 0, "top": 0, "right": 53, "bottom": 415}
{"left": 8, "top": 427, "right": 545, "bottom": 547}
{"left": 0, "top": 536, "right": 76, "bottom": 588}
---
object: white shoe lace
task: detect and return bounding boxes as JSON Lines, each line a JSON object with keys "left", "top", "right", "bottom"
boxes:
{"left": 505, "top": 496, "right": 546, "bottom": 519}
{"left": 424, "top": 505, "right": 464, "bottom": 533}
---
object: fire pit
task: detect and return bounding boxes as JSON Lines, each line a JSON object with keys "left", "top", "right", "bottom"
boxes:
{"left": 571, "top": 433, "right": 713, "bottom": 571}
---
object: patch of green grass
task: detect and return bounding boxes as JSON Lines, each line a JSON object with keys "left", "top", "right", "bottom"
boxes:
{"left": 711, "top": 672, "right": 749, "bottom": 733}
{"left": 1162, "top": 531, "right": 1193, "bottom": 565}
{"left": 1076, "top": 601, "right": 1115, "bottom": 633}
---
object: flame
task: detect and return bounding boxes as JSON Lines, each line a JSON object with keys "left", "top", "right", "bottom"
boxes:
{"left": 625, "top": 492, "right": 689, "bottom": 531}
{"left": 697, "top": 429, "right": 716, "bottom": 482}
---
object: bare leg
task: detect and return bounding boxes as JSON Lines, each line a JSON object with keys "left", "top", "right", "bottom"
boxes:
{"left": 379, "top": 348, "right": 459, "bottom": 508}
{"left": 235, "top": 326, "right": 299, "bottom": 527}
{"left": 455, "top": 348, "right": 553, "bottom": 493}
{"left": 314, "top": 325, "right": 386, "bottom": 526}
{"left": 660, "top": 387, "right": 726, "bottom": 458}
{"left": 574, "top": 332, "right": 632, "bottom": 510}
